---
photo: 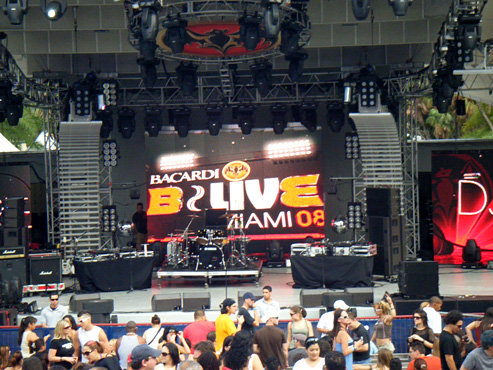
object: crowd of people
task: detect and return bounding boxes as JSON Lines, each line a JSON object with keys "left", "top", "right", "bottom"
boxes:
{"left": 1, "top": 288, "right": 492, "bottom": 370}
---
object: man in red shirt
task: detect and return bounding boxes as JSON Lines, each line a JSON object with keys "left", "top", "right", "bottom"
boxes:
{"left": 183, "top": 310, "right": 216, "bottom": 349}
{"left": 407, "top": 342, "right": 441, "bottom": 370}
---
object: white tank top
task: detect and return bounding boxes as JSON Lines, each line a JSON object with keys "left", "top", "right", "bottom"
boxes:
{"left": 21, "top": 331, "right": 32, "bottom": 358}
{"left": 144, "top": 327, "right": 164, "bottom": 349}
{"left": 78, "top": 326, "right": 102, "bottom": 363}
{"left": 118, "top": 334, "right": 140, "bottom": 369}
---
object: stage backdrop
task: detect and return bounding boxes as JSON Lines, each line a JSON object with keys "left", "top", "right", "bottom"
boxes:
{"left": 432, "top": 150, "right": 493, "bottom": 264}
{"left": 146, "top": 130, "right": 324, "bottom": 252}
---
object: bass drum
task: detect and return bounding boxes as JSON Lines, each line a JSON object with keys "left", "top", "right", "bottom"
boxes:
{"left": 197, "top": 244, "right": 223, "bottom": 270}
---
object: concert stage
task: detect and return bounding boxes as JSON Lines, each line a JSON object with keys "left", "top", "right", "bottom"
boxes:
{"left": 157, "top": 260, "right": 263, "bottom": 287}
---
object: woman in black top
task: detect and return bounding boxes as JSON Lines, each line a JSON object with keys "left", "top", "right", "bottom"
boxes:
{"left": 408, "top": 309, "right": 435, "bottom": 355}
{"left": 82, "top": 341, "right": 120, "bottom": 370}
{"left": 49, "top": 320, "right": 77, "bottom": 370}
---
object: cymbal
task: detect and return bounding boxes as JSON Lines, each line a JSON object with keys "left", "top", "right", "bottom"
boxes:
{"left": 186, "top": 214, "right": 201, "bottom": 218}
{"left": 219, "top": 213, "right": 236, "bottom": 219}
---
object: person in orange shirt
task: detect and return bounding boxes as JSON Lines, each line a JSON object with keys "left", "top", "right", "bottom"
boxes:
{"left": 214, "top": 299, "right": 244, "bottom": 352}
{"left": 407, "top": 342, "right": 441, "bottom": 370}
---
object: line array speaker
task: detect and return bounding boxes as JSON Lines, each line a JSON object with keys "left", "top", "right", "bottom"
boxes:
{"left": 368, "top": 216, "right": 404, "bottom": 276}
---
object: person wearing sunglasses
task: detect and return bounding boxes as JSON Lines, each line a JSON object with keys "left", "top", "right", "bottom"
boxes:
{"left": 81, "top": 341, "right": 119, "bottom": 370}
{"left": 77, "top": 311, "right": 109, "bottom": 363}
{"left": 371, "top": 293, "right": 397, "bottom": 353}
{"left": 331, "top": 310, "right": 364, "bottom": 370}
{"left": 48, "top": 320, "right": 77, "bottom": 369}
{"left": 40, "top": 293, "right": 68, "bottom": 329}
{"left": 62, "top": 315, "right": 81, "bottom": 360}
{"left": 155, "top": 343, "right": 181, "bottom": 370}
{"left": 408, "top": 309, "right": 435, "bottom": 356}
{"left": 287, "top": 306, "right": 314, "bottom": 350}
{"left": 440, "top": 310, "right": 466, "bottom": 370}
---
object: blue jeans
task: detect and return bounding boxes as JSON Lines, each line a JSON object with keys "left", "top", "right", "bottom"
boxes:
{"left": 354, "top": 359, "right": 371, "bottom": 365}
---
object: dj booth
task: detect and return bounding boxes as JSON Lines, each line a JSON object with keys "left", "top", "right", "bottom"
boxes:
{"left": 290, "top": 255, "right": 374, "bottom": 289}
{"left": 74, "top": 256, "right": 153, "bottom": 292}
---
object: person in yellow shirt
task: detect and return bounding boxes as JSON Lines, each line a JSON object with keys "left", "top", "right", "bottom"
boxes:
{"left": 215, "top": 298, "right": 244, "bottom": 352}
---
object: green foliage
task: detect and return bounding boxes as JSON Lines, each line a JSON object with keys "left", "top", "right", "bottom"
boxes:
{"left": 0, "top": 107, "right": 44, "bottom": 150}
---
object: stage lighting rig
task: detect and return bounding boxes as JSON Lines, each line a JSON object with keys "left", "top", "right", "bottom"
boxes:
{"left": 176, "top": 62, "right": 198, "bottom": 97}
{"left": 162, "top": 15, "right": 188, "bottom": 53}
{"left": 96, "top": 109, "right": 114, "bottom": 139}
{"left": 102, "top": 140, "right": 118, "bottom": 167}
{"left": 388, "top": 0, "right": 412, "bottom": 17}
{"left": 117, "top": 107, "right": 136, "bottom": 139}
{"left": 145, "top": 107, "right": 162, "bottom": 137}
{"left": 40, "top": 0, "right": 67, "bottom": 21}
{"left": 205, "top": 105, "right": 222, "bottom": 136}
{"left": 293, "top": 103, "right": 317, "bottom": 132}
{"left": 286, "top": 50, "right": 308, "bottom": 82}
{"left": 235, "top": 104, "right": 255, "bottom": 135}
{"left": 263, "top": 0, "right": 282, "bottom": 40}
{"left": 170, "top": 107, "right": 191, "bottom": 138}
{"left": 140, "top": 1, "right": 161, "bottom": 42}
{"left": 280, "top": 20, "right": 302, "bottom": 56}
{"left": 3, "top": 0, "right": 28, "bottom": 25}
{"left": 351, "top": 0, "right": 371, "bottom": 21}
{"left": 250, "top": 60, "right": 273, "bottom": 96}
{"left": 270, "top": 104, "right": 288, "bottom": 135}
{"left": 239, "top": 12, "right": 262, "bottom": 51}
{"left": 72, "top": 80, "right": 93, "bottom": 117}
{"left": 326, "top": 102, "right": 345, "bottom": 133}
{"left": 102, "top": 80, "right": 119, "bottom": 108}
{"left": 345, "top": 132, "right": 360, "bottom": 160}
{"left": 6, "top": 94, "right": 23, "bottom": 126}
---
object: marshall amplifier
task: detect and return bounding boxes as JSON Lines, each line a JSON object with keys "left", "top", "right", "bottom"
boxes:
{"left": 0, "top": 246, "right": 25, "bottom": 259}
{"left": 0, "top": 258, "right": 27, "bottom": 286}
{"left": 29, "top": 255, "right": 62, "bottom": 285}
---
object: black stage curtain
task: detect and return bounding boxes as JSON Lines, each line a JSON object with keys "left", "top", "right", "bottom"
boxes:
{"left": 291, "top": 255, "right": 373, "bottom": 289}
{"left": 74, "top": 257, "right": 153, "bottom": 292}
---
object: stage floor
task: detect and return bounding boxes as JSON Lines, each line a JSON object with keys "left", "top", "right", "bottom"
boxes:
{"left": 23, "top": 264, "right": 493, "bottom": 324}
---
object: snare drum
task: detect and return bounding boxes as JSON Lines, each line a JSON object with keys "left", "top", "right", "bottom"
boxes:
{"left": 212, "top": 230, "right": 227, "bottom": 244}
{"left": 196, "top": 229, "right": 214, "bottom": 245}
{"left": 197, "top": 244, "right": 224, "bottom": 270}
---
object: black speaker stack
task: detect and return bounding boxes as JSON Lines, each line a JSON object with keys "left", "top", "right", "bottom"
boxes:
{"left": 366, "top": 188, "right": 404, "bottom": 277}
{"left": 1, "top": 197, "right": 26, "bottom": 248}
{"left": 398, "top": 260, "right": 439, "bottom": 298}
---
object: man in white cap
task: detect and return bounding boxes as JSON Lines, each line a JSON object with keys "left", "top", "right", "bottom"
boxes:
{"left": 316, "top": 300, "right": 349, "bottom": 337}
{"left": 129, "top": 344, "right": 161, "bottom": 370}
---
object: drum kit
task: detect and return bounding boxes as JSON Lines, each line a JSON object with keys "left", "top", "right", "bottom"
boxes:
{"left": 166, "top": 213, "right": 255, "bottom": 270}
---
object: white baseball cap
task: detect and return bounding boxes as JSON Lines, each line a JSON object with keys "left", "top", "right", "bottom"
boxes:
{"left": 334, "top": 300, "right": 349, "bottom": 310}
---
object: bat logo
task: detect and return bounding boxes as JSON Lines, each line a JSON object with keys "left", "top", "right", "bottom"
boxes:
{"left": 222, "top": 160, "right": 251, "bottom": 182}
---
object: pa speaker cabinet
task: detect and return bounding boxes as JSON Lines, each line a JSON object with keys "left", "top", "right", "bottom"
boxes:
{"left": 82, "top": 299, "right": 114, "bottom": 314}
{"left": 456, "top": 296, "right": 493, "bottom": 314}
{"left": 151, "top": 293, "right": 181, "bottom": 311}
{"left": 344, "top": 287, "right": 374, "bottom": 306}
{"left": 398, "top": 261, "right": 439, "bottom": 298}
{"left": 3, "top": 229, "right": 24, "bottom": 247}
{"left": 0, "top": 258, "right": 27, "bottom": 286}
{"left": 366, "top": 188, "right": 400, "bottom": 217}
{"left": 183, "top": 292, "right": 211, "bottom": 311}
{"left": 29, "top": 255, "right": 61, "bottom": 285}
{"left": 237, "top": 290, "right": 263, "bottom": 304}
{"left": 322, "top": 292, "right": 353, "bottom": 309}
{"left": 69, "top": 293, "right": 101, "bottom": 313}
{"left": 300, "top": 289, "right": 328, "bottom": 307}
{"left": 368, "top": 216, "right": 404, "bottom": 277}
{"left": 90, "top": 313, "right": 110, "bottom": 324}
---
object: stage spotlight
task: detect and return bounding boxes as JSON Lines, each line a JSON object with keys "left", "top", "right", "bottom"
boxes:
{"left": 6, "top": 94, "right": 23, "bottom": 126}
{"left": 40, "top": 0, "right": 67, "bottom": 21}
{"left": 205, "top": 106, "right": 222, "bottom": 136}
{"left": 239, "top": 12, "right": 262, "bottom": 51}
{"left": 102, "top": 139, "right": 118, "bottom": 167}
{"left": 462, "top": 239, "right": 483, "bottom": 268}
{"left": 145, "top": 107, "right": 162, "bottom": 137}
{"left": 250, "top": 60, "right": 273, "bottom": 96}
{"left": 96, "top": 109, "right": 114, "bottom": 139}
{"left": 280, "top": 21, "right": 302, "bottom": 56}
{"left": 3, "top": 0, "right": 28, "bottom": 25}
{"left": 359, "top": 75, "right": 379, "bottom": 109}
{"left": 351, "top": 0, "right": 371, "bottom": 21}
{"left": 176, "top": 62, "right": 197, "bottom": 97}
{"left": 388, "top": 0, "right": 412, "bottom": 17}
{"left": 117, "top": 107, "right": 136, "bottom": 139}
{"left": 293, "top": 103, "right": 317, "bottom": 132}
{"left": 72, "top": 80, "right": 92, "bottom": 117}
{"left": 286, "top": 50, "right": 308, "bottom": 82}
{"left": 141, "top": 2, "right": 161, "bottom": 42}
{"left": 345, "top": 132, "right": 360, "bottom": 160}
{"left": 102, "top": 205, "right": 117, "bottom": 233}
{"left": 170, "top": 107, "right": 191, "bottom": 138}
{"left": 327, "top": 102, "right": 345, "bottom": 132}
{"left": 263, "top": 3, "right": 281, "bottom": 40}
{"left": 235, "top": 104, "right": 255, "bottom": 135}
{"left": 270, "top": 104, "right": 288, "bottom": 135}
{"left": 102, "top": 79, "right": 118, "bottom": 107}
{"left": 162, "top": 15, "right": 188, "bottom": 53}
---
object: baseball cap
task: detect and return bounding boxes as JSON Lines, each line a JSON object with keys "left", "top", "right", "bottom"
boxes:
{"left": 293, "top": 334, "right": 307, "bottom": 345}
{"left": 130, "top": 344, "right": 161, "bottom": 363}
{"left": 243, "top": 292, "right": 255, "bottom": 301}
{"left": 334, "top": 300, "right": 349, "bottom": 310}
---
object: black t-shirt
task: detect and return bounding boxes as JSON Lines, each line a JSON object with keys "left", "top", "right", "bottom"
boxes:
{"left": 49, "top": 338, "right": 75, "bottom": 370}
{"left": 409, "top": 327, "right": 435, "bottom": 356}
{"left": 95, "top": 356, "right": 121, "bottom": 370}
{"left": 439, "top": 330, "right": 463, "bottom": 370}
{"left": 238, "top": 306, "right": 256, "bottom": 338}
{"left": 349, "top": 323, "right": 370, "bottom": 362}
{"left": 132, "top": 211, "right": 147, "bottom": 234}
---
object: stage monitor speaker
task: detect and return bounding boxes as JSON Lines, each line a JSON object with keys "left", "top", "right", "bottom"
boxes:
{"left": 366, "top": 188, "right": 400, "bottom": 217}
{"left": 456, "top": 296, "right": 493, "bottom": 314}
{"left": 368, "top": 216, "right": 404, "bottom": 276}
{"left": 0, "top": 308, "right": 18, "bottom": 326}
{"left": 0, "top": 258, "right": 27, "bottom": 286}
{"left": 398, "top": 261, "right": 439, "bottom": 298}
{"left": 237, "top": 290, "right": 263, "bottom": 304}
{"left": 322, "top": 292, "right": 353, "bottom": 309}
{"left": 151, "top": 293, "right": 181, "bottom": 311}
{"left": 300, "top": 289, "right": 328, "bottom": 308}
{"left": 29, "top": 256, "right": 61, "bottom": 285}
{"left": 90, "top": 313, "right": 110, "bottom": 324}
{"left": 82, "top": 299, "right": 114, "bottom": 314}
{"left": 182, "top": 292, "right": 211, "bottom": 311}
{"left": 344, "top": 287, "right": 374, "bottom": 306}
{"left": 392, "top": 297, "right": 458, "bottom": 315}
{"left": 69, "top": 293, "right": 101, "bottom": 313}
